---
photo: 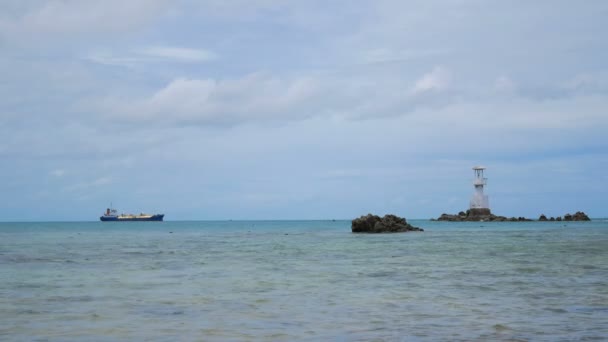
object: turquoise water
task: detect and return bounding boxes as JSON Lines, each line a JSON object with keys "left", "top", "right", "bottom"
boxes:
{"left": 1, "top": 220, "right": 607, "bottom": 341}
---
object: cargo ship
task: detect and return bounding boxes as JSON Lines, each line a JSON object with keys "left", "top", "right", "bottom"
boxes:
{"left": 100, "top": 208, "right": 164, "bottom": 222}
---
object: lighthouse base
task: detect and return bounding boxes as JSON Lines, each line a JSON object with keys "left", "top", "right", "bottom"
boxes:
{"left": 468, "top": 208, "right": 492, "bottom": 218}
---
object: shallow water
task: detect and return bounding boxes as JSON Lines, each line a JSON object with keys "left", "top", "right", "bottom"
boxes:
{"left": 1, "top": 220, "right": 607, "bottom": 341}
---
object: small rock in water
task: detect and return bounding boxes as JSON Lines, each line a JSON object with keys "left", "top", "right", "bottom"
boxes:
{"left": 351, "top": 214, "right": 423, "bottom": 233}
{"left": 541, "top": 211, "right": 590, "bottom": 221}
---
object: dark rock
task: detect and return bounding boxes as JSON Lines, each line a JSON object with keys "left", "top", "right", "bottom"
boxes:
{"left": 541, "top": 212, "right": 590, "bottom": 221}
{"left": 352, "top": 214, "right": 423, "bottom": 233}
{"left": 437, "top": 209, "right": 591, "bottom": 223}
{"left": 436, "top": 208, "right": 531, "bottom": 222}
{"left": 564, "top": 211, "right": 591, "bottom": 221}
{"left": 469, "top": 208, "right": 492, "bottom": 217}
{"left": 436, "top": 213, "right": 462, "bottom": 221}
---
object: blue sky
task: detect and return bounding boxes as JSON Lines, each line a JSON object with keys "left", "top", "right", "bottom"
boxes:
{"left": 1, "top": 0, "right": 607, "bottom": 221}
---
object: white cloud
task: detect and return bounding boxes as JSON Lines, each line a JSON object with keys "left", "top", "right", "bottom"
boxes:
{"left": 412, "top": 66, "right": 452, "bottom": 94}
{"left": 91, "top": 177, "right": 112, "bottom": 186}
{"left": 64, "top": 177, "right": 112, "bottom": 193}
{"left": 86, "top": 46, "right": 217, "bottom": 67}
{"left": 95, "top": 64, "right": 608, "bottom": 131}
{"left": 358, "top": 48, "right": 448, "bottom": 65}
{"left": 137, "top": 46, "right": 218, "bottom": 63}
{"left": 110, "top": 73, "right": 325, "bottom": 125}
{"left": 51, "top": 169, "right": 65, "bottom": 177}
{"left": 561, "top": 72, "right": 608, "bottom": 93}
{"left": 2, "top": 0, "right": 608, "bottom": 220}
{"left": 99, "top": 65, "right": 462, "bottom": 126}
{"left": 494, "top": 76, "right": 516, "bottom": 93}
{"left": 0, "top": 0, "right": 167, "bottom": 41}
{"left": 85, "top": 53, "right": 142, "bottom": 68}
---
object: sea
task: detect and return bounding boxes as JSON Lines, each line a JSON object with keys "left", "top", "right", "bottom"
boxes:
{"left": 1, "top": 219, "right": 607, "bottom": 341}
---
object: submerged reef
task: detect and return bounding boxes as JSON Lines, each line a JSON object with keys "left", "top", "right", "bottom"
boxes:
{"left": 352, "top": 214, "right": 423, "bottom": 233}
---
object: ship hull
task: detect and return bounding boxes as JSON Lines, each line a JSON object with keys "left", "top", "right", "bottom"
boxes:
{"left": 100, "top": 214, "right": 164, "bottom": 222}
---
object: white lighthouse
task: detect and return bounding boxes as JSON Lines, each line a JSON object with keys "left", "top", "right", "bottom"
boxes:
{"left": 470, "top": 166, "right": 489, "bottom": 210}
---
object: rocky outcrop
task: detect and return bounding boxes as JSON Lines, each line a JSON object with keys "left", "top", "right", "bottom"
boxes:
{"left": 539, "top": 211, "right": 590, "bottom": 221}
{"left": 542, "top": 216, "right": 561, "bottom": 221}
{"left": 434, "top": 209, "right": 532, "bottom": 222}
{"left": 438, "top": 211, "right": 591, "bottom": 222}
{"left": 564, "top": 211, "right": 591, "bottom": 221}
{"left": 352, "top": 214, "right": 423, "bottom": 233}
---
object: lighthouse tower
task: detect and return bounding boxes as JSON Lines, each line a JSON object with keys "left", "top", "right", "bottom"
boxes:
{"left": 470, "top": 166, "right": 489, "bottom": 210}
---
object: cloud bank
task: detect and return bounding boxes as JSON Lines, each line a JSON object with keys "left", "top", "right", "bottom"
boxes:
{"left": 1, "top": 0, "right": 607, "bottom": 220}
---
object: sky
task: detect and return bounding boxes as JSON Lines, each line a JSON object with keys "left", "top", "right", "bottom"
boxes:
{"left": 1, "top": 0, "right": 607, "bottom": 221}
